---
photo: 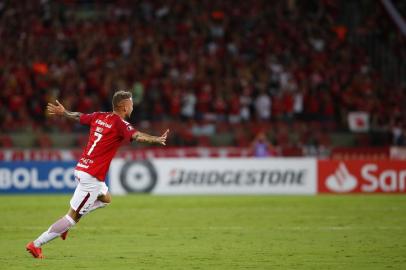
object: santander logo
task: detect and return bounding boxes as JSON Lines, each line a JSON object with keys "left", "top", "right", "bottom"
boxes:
{"left": 319, "top": 160, "right": 406, "bottom": 193}
{"left": 325, "top": 163, "right": 357, "bottom": 193}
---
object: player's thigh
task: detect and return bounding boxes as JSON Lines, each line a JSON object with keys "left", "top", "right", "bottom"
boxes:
{"left": 97, "top": 183, "right": 111, "bottom": 203}
{"left": 70, "top": 183, "right": 99, "bottom": 215}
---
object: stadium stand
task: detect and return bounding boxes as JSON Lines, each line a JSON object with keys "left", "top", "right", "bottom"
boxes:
{"left": 0, "top": 0, "right": 405, "bottom": 151}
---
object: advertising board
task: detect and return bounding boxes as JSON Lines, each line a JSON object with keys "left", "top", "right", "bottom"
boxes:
{"left": 109, "top": 158, "right": 317, "bottom": 195}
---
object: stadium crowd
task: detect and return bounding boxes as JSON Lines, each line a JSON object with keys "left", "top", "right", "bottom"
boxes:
{"left": 0, "top": 0, "right": 405, "bottom": 147}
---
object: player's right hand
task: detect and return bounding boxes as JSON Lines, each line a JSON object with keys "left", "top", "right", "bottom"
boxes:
{"left": 47, "top": 100, "right": 66, "bottom": 116}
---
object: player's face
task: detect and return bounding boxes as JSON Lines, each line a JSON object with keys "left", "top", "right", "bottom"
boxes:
{"left": 124, "top": 99, "right": 133, "bottom": 118}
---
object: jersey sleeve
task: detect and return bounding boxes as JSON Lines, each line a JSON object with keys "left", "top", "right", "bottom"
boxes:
{"left": 79, "top": 113, "right": 97, "bottom": 126}
{"left": 118, "top": 120, "right": 137, "bottom": 143}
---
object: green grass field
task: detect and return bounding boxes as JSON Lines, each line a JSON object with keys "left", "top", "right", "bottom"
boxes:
{"left": 1, "top": 195, "right": 405, "bottom": 270}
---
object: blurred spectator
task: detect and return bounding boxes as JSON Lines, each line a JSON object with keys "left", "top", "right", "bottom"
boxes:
{"left": 240, "top": 87, "right": 253, "bottom": 122}
{"left": 250, "top": 132, "right": 277, "bottom": 157}
{"left": 181, "top": 90, "right": 197, "bottom": 120}
{"left": 391, "top": 120, "right": 406, "bottom": 146}
{"left": 255, "top": 91, "right": 271, "bottom": 121}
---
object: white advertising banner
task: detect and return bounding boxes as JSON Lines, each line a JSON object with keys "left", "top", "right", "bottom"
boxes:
{"left": 109, "top": 158, "right": 317, "bottom": 195}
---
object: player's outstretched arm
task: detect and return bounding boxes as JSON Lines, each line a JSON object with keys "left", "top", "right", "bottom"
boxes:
{"left": 133, "top": 129, "right": 169, "bottom": 145}
{"left": 47, "top": 100, "right": 82, "bottom": 121}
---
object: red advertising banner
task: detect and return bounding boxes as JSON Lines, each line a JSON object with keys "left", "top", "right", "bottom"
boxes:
{"left": 331, "top": 147, "right": 389, "bottom": 160}
{"left": 318, "top": 160, "right": 406, "bottom": 193}
{"left": 0, "top": 147, "right": 252, "bottom": 161}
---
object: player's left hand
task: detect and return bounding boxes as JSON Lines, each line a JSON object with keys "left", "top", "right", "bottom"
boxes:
{"left": 156, "top": 129, "right": 169, "bottom": 145}
{"left": 47, "top": 100, "right": 66, "bottom": 116}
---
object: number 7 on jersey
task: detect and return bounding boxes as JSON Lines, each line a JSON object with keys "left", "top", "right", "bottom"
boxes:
{"left": 87, "top": 132, "right": 103, "bottom": 155}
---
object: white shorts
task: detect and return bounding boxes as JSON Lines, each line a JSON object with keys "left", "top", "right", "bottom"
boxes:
{"left": 70, "top": 170, "right": 109, "bottom": 215}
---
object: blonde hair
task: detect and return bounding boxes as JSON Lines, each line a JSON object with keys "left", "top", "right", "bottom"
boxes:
{"left": 112, "top": 91, "right": 132, "bottom": 110}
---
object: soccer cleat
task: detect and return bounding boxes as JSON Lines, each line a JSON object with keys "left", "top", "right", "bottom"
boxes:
{"left": 26, "top": 242, "right": 44, "bottom": 259}
{"left": 60, "top": 230, "right": 69, "bottom": 240}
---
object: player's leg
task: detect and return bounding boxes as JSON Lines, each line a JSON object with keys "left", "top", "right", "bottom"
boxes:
{"left": 32, "top": 210, "right": 77, "bottom": 244}
{"left": 61, "top": 178, "right": 110, "bottom": 240}
{"left": 29, "top": 188, "right": 94, "bottom": 248}
{"left": 98, "top": 191, "right": 112, "bottom": 203}
{"left": 26, "top": 207, "right": 77, "bottom": 258}
{"left": 60, "top": 192, "right": 110, "bottom": 241}
{"left": 26, "top": 171, "right": 99, "bottom": 258}
{"left": 59, "top": 208, "right": 78, "bottom": 240}
{"left": 81, "top": 183, "right": 111, "bottom": 217}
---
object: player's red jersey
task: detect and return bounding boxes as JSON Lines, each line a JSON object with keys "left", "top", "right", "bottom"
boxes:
{"left": 75, "top": 112, "right": 137, "bottom": 181}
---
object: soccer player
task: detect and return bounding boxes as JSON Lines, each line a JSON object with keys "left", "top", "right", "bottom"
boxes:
{"left": 26, "top": 91, "right": 169, "bottom": 259}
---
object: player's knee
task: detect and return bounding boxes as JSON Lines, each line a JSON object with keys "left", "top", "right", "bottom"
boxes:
{"left": 98, "top": 193, "right": 112, "bottom": 204}
{"left": 67, "top": 208, "right": 81, "bottom": 223}
{"left": 104, "top": 196, "right": 111, "bottom": 204}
